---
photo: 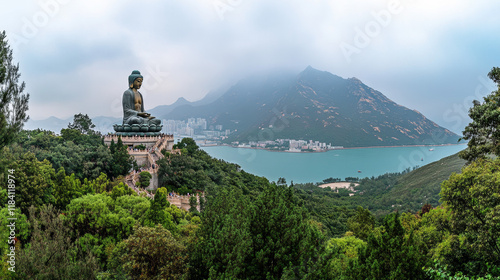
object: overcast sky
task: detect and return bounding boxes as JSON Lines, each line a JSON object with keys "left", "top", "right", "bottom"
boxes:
{"left": 2, "top": 0, "right": 500, "bottom": 134}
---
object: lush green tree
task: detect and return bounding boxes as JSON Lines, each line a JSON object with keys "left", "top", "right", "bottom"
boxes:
{"left": 189, "top": 195, "right": 198, "bottom": 213}
{"left": 109, "top": 139, "right": 116, "bottom": 154}
{"left": 248, "top": 184, "right": 323, "bottom": 279}
{"left": 0, "top": 146, "right": 18, "bottom": 189}
{"left": 36, "top": 141, "right": 85, "bottom": 178}
{"left": 110, "top": 182, "right": 135, "bottom": 199}
{"left": 192, "top": 184, "right": 324, "bottom": 279}
{"left": 110, "top": 136, "right": 134, "bottom": 178}
{"left": 13, "top": 114, "right": 119, "bottom": 181}
{"left": 77, "top": 194, "right": 151, "bottom": 270}
{"left": 144, "top": 188, "right": 176, "bottom": 232}
{"left": 0, "top": 31, "right": 30, "bottom": 150}
{"left": 64, "top": 193, "right": 136, "bottom": 241}
{"left": 83, "top": 145, "right": 114, "bottom": 180}
{"left": 277, "top": 177, "right": 287, "bottom": 186}
{"left": 292, "top": 182, "right": 354, "bottom": 237}
{"left": 60, "top": 127, "right": 83, "bottom": 143}
{"left": 424, "top": 260, "right": 498, "bottom": 280}
{"left": 321, "top": 234, "right": 367, "bottom": 279}
{"left": 64, "top": 192, "right": 156, "bottom": 242}
{"left": 83, "top": 172, "right": 111, "bottom": 194}
{"left": 16, "top": 128, "right": 115, "bottom": 181}
{"left": 53, "top": 170, "right": 109, "bottom": 212}
{"left": 353, "top": 212, "right": 430, "bottom": 280}
{"left": 166, "top": 203, "right": 188, "bottom": 225}
{"left": 120, "top": 225, "right": 188, "bottom": 280}
{"left": 5, "top": 152, "right": 55, "bottom": 215}
{"left": 138, "top": 171, "right": 152, "bottom": 189}
{"left": 398, "top": 210, "right": 455, "bottom": 277}
{"left": 190, "top": 187, "right": 253, "bottom": 279}
{"left": 158, "top": 146, "right": 270, "bottom": 196}
{"left": 0, "top": 207, "right": 29, "bottom": 258}
{"left": 15, "top": 205, "right": 98, "bottom": 280}
{"left": 60, "top": 114, "right": 102, "bottom": 148}
{"left": 15, "top": 129, "right": 58, "bottom": 151}
{"left": 67, "top": 113, "right": 97, "bottom": 135}
{"left": 53, "top": 167, "right": 93, "bottom": 210}
{"left": 439, "top": 158, "right": 500, "bottom": 275}
{"left": 158, "top": 153, "right": 212, "bottom": 192}
{"left": 347, "top": 206, "right": 375, "bottom": 240}
{"left": 199, "top": 195, "right": 206, "bottom": 212}
{"left": 97, "top": 241, "right": 128, "bottom": 280}
{"left": 64, "top": 193, "right": 157, "bottom": 270}
{"left": 173, "top": 137, "right": 199, "bottom": 154}
{"left": 460, "top": 67, "right": 500, "bottom": 162}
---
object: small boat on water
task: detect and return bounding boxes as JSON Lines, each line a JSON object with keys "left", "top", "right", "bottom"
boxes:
{"left": 429, "top": 148, "right": 434, "bottom": 151}
{"left": 358, "top": 170, "right": 362, "bottom": 173}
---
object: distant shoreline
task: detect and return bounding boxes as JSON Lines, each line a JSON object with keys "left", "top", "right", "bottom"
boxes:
{"left": 338, "top": 143, "right": 466, "bottom": 150}
{"left": 200, "top": 143, "right": 466, "bottom": 153}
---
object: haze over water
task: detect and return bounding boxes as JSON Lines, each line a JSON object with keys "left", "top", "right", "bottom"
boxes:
{"left": 201, "top": 145, "right": 466, "bottom": 184}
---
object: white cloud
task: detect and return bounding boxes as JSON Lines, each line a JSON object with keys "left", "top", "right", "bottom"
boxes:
{"left": 1, "top": 0, "right": 499, "bottom": 135}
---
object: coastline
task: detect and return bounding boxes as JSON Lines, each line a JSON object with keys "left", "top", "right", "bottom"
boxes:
{"left": 338, "top": 143, "right": 466, "bottom": 150}
{"left": 200, "top": 143, "right": 466, "bottom": 153}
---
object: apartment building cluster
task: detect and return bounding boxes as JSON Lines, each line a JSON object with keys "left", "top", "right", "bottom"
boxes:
{"left": 164, "top": 118, "right": 230, "bottom": 139}
{"left": 288, "top": 139, "right": 341, "bottom": 151}
{"left": 234, "top": 139, "right": 343, "bottom": 152}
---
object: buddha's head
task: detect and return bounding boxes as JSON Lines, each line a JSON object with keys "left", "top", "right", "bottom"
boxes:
{"left": 128, "top": 70, "right": 143, "bottom": 89}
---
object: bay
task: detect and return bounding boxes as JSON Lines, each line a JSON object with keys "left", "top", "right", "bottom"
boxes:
{"left": 201, "top": 144, "right": 466, "bottom": 183}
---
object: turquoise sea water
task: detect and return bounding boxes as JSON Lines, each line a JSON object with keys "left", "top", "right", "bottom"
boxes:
{"left": 201, "top": 145, "right": 466, "bottom": 184}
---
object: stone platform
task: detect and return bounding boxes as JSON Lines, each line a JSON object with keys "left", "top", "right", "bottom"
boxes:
{"left": 105, "top": 134, "right": 175, "bottom": 190}
{"left": 104, "top": 134, "right": 174, "bottom": 150}
{"left": 113, "top": 124, "right": 163, "bottom": 137}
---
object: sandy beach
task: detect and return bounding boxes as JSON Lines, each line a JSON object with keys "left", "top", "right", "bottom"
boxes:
{"left": 318, "top": 182, "right": 359, "bottom": 189}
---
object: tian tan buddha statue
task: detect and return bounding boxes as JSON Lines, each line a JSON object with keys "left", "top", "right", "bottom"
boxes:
{"left": 122, "top": 70, "right": 161, "bottom": 126}
{"left": 113, "top": 70, "right": 162, "bottom": 136}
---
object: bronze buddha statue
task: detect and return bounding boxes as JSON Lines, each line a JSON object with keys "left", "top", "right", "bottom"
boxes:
{"left": 122, "top": 70, "right": 161, "bottom": 126}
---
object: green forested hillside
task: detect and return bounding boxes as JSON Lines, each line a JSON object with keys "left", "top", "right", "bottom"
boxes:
{"left": 395, "top": 152, "right": 466, "bottom": 205}
{"left": 294, "top": 151, "right": 466, "bottom": 234}
{"left": 1, "top": 129, "right": 498, "bottom": 279}
{"left": 354, "top": 152, "right": 466, "bottom": 215}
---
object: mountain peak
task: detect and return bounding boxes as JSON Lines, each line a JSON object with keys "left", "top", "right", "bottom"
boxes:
{"left": 298, "top": 66, "right": 344, "bottom": 84}
{"left": 348, "top": 77, "right": 362, "bottom": 83}
{"left": 174, "top": 97, "right": 190, "bottom": 105}
{"left": 302, "top": 65, "right": 320, "bottom": 74}
{"left": 162, "top": 67, "right": 459, "bottom": 147}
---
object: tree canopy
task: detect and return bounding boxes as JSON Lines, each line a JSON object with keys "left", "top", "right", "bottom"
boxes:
{"left": 460, "top": 67, "right": 500, "bottom": 162}
{"left": 0, "top": 30, "right": 29, "bottom": 149}
{"left": 67, "top": 113, "right": 97, "bottom": 135}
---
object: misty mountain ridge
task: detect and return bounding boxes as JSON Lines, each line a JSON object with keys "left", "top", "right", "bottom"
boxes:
{"left": 27, "top": 66, "right": 460, "bottom": 147}
{"left": 160, "top": 66, "right": 459, "bottom": 147}
{"left": 25, "top": 115, "right": 122, "bottom": 134}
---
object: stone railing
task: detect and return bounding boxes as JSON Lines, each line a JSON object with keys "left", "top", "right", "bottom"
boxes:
{"left": 126, "top": 173, "right": 154, "bottom": 198}
{"left": 167, "top": 193, "right": 203, "bottom": 212}
{"left": 128, "top": 149, "right": 148, "bottom": 154}
{"left": 147, "top": 153, "right": 158, "bottom": 174}
{"left": 125, "top": 172, "right": 204, "bottom": 210}
{"left": 151, "top": 139, "right": 166, "bottom": 160}
{"left": 154, "top": 136, "right": 171, "bottom": 154}
{"left": 104, "top": 135, "right": 166, "bottom": 142}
